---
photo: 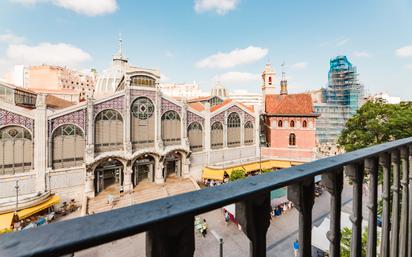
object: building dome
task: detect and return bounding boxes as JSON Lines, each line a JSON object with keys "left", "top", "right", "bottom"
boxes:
{"left": 94, "top": 61, "right": 127, "bottom": 97}
{"left": 211, "top": 82, "right": 228, "bottom": 98}
{"left": 94, "top": 37, "right": 129, "bottom": 98}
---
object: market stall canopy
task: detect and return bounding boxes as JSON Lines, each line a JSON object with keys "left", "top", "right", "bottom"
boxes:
{"left": 202, "top": 159, "right": 304, "bottom": 180}
{"left": 0, "top": 195, "right": 60, "bottom": 231}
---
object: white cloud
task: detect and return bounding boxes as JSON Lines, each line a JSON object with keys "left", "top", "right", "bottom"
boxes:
{"left": 404, "top": 64, "right": 412, "bottom": 70}
{"left": 213, "top": 71, "right": 260, "bottom": 84}
{"left": 196, "top": 46, "right": 268, "bottom": 69}
{"left": 12, "top": 0, "right": 118, "bottom": 16}
{"left": 0, "top": 33, "right": 25, "bottom": 44}
{"left": 352, "top": 51, "right": 371, "bottom": 58}
{"left": 194, "top": 0, "right": 239, "bottom": 15}
{"left": 336, "top": 38, "right": 350, "bottom": 46}
{"left": 6, "top": 42, "right": 91, "bottom": 67}
{"left": 396, "top": 44, "right": 412, "bottom": 57}
{"left": 290, "top": 62, "right": 308, "bottom": 69}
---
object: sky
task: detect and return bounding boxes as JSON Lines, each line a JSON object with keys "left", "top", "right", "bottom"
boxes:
{"left": 1, "top": 0, "right": 412, "bottom": 99}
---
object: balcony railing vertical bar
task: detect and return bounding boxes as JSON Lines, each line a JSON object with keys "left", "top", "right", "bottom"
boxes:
{"left": 287, "top": 177, "right": 315, "bottom": 257}
{"left": 379, "top": 153, "right": 390, "bottom": 257}
{"left": 365, "top": 157, "right": 378, "bottom": 257}
{"left": 1, "top": 137, "right": 412, "bottom": 257}
{"left": 146, "top": 215, "right": 195, "bottom": 257}
{"left": 235, "top": 193, "right": 271, "bottom": 257}
{"left": 346, "top": 163, "right": 364, "bottom": 257}
{"left": 399, "top": 147, "right": 409, "bottom": 257}
{"left": 322, "top": 168, "right": 344, "bottom": 257}
{"left": 390, "top": 149, "right": 401, "bottom": 257}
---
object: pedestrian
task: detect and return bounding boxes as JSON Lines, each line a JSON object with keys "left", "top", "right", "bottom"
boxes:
{"left": 201, "top": 219, "right": 208, "bottom": 237}
{"left": 224, "top": 210, "right": 230, "bottom": 225}
{"left": 293, "top": 239, "right": 299, "bottom": 257}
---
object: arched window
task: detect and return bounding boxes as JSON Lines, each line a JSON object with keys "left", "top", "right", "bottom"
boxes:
{"left": 161, "top": 110, "right": 181, "bottom": 146}
{"left": 187, "top": 122, "right": 203, "bottom": 152}
{"left": 227, "top": 112, "right": 241, "bottom": 147}
{"left": 302, "top": 120, "right": 307, "bottom": 128}
{"left": 211, "top": 122, "right": 223, "bottom": 149}
{"left": 52, "top": 124, "right": 85, "bottom": 169}
{"left": 95, "top": 110, "right": 123, "bottom": 153}
{"left": 268, "top": 76, "right": 272, "bottom": 85}
{"left": 0, "top": 126, "right": 32, "bottom": 175}
{"left": 131, "top": 97, "right": 155, "bottom": 150}
{"left": 278, "top": 120, "right": 283, "bottom": 127}
{"left": 290, "top": 120, "right": 295, "bottom": 127}
{"left": 289, "top": 133, "right": 296, "bottom": 146}
{"left": 131, "top": 75, "right": 156, "bottom": 87}
{"left": 244, "top": 121, "right": 254, "bottom": 145}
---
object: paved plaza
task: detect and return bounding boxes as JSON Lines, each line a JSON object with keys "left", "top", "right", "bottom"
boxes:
{"left": 74, "top": 180, "right": 357, "bottom": 257}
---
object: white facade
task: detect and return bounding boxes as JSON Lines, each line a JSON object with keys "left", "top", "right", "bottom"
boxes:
{"left": 0, "top": 52, "right": 259, "bottom": 211}
{"left": 159, "top": 82, "right": 207, "bottom": 99}
{"left": 371, "top": 92, "right": 401, "bottom": 104}
{"left": 229, "top": 89, "right": 263, "bottom": 112}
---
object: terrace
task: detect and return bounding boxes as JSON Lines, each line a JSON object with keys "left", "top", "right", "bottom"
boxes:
{"left": 1, "top": 137, "right": 411, "bottom": 257}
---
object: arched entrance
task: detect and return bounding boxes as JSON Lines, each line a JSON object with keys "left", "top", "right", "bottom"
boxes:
{"left": 132, "top": 154, "right": 155, "bottom": 186}
{"left": 163, "top": 151, "right": 182, "bottom": 179}
{"left": 94, "top": 158, "right": 124, "bottom": 195}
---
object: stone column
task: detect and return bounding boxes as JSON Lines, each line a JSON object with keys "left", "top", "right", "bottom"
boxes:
{"left": 34, "top": 94, "right": 47, "bottom": 193}
{"left": 182, "top": 153, "right": 190, "bottom": 178}
{"left": 85, "top": 98, "right": 94, "bottom": 163}
{"left": 124, "top": 79, "right": 132, "bottom": 156}
{"left": 84, "top": 168, "right": 95, "bottom": 198}
{"left": 155, "top": 92, "right": 163, "bottom": 151}
{"left": 204, "top": 112, "right": 211, "bottom": 165}
{"left": 240, "top": 111, "right": 245, "bottom": 146}
{"left": 123, "top": 161, "right": 133, "bottom": 193}
{"left": 223, "top": 111, "right": 228, "bottom": 148}
{"left": 154, "top": 157, "right": 164, "bottom": 184}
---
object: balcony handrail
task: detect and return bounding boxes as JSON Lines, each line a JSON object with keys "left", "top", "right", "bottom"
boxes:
{"left": 1, "top": 136, "right": 412, "bottom": 257}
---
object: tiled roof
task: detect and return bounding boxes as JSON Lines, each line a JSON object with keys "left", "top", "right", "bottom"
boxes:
{"left": 187, "top": 96, "right": 212, "bottom": 102}
{"left": 210, "top": 99, "right": 232, "bottom": 112}
{"left": 238, "top": 102, "right": 254, "bottom": 112}
{"left": 188, "top": 102, "right": 205, "bottom": 112}
{"left": 265, "top": 93, "right": 315, "bottom": 115}
{"left": 46, "top": 95, "right": 75, "bottom": 109}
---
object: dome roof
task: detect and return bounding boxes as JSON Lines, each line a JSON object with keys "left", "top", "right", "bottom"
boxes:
{"left": 211, "top": 82, "right": 228, "bottom": 98}
{"left": 94, "top": 60, "right": 127, "bottom": 97}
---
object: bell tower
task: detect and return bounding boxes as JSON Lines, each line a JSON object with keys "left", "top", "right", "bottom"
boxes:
{"left": 280, "top": 62, "right": 288, "bottom": 95}
{"left": 262, "top": 63, "right": 276, "bottom": 95}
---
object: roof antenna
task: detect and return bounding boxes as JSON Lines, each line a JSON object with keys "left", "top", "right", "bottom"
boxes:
{"left": 281, "top": 61, "right": 286, "bottom": 80}
{"left": 118, "top": 33, "right": 123, "bottom": 57}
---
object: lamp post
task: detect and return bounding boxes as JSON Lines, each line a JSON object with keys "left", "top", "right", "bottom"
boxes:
{"left": 211, "top": 230, "right": 223, "bottom": 257}
{"left": 15, "top": 180, "right": 19, "bottom": 213}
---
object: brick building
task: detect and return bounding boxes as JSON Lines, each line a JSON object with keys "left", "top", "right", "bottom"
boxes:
{"left": 261, "top": 64, "right": 319, "bottom": 161}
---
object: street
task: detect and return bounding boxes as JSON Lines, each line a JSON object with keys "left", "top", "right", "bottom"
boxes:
{"left": 75, "top": 180, "right": 357, "bottom": 257}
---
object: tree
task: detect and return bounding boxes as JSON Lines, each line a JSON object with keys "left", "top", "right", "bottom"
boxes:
{"left": 340, "top": 227, "right": 369, "bottom": 257}
{"left": 229, "top": 169, "right": 246, "bottom": 181}
{"left": 338, "top": 100, "right": 412, "bottom": 152}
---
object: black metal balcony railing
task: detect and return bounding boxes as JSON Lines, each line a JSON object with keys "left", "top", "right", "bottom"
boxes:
{"left": 1, "top": 137, "right": 412, "bottom": 257}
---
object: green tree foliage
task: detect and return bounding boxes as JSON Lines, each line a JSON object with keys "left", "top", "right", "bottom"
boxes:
{"left": 338, "top": 100, "right": 412, "bottom": 152}
{"left": 261, "top": 168, "right": 273, "bottom": 173}
{"left": 229, "top": 169, "right": 246, "bottom": 181}
{"left": 340, "top": 227, "right": 369, "bottom": 257}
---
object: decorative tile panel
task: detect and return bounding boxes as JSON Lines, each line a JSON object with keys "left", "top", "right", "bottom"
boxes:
{"left": 227, "top": 105, "right": 242, "bottom": 115}
{"left": 211, "top": 111, "right": 225, "bottom": 124}
{"left": 50, "top": 109, "right": 86, "bottom": 134}
{"left": 161, "top": 98, "right": 181, "bottom": 115}
{"left": 94, "top": 96, "right": 125, "bottom": 115}
{"left": 187, "top": 111, "right": 204, "bottom": 127}
{"left": 0, "top": 109, "right": 34, "bottom": 132}
{"left": 244, "top": 112, "right": 255, "bottom": 123}
{"left": 131, "top": 89, "right": 156, "bottom": 102}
